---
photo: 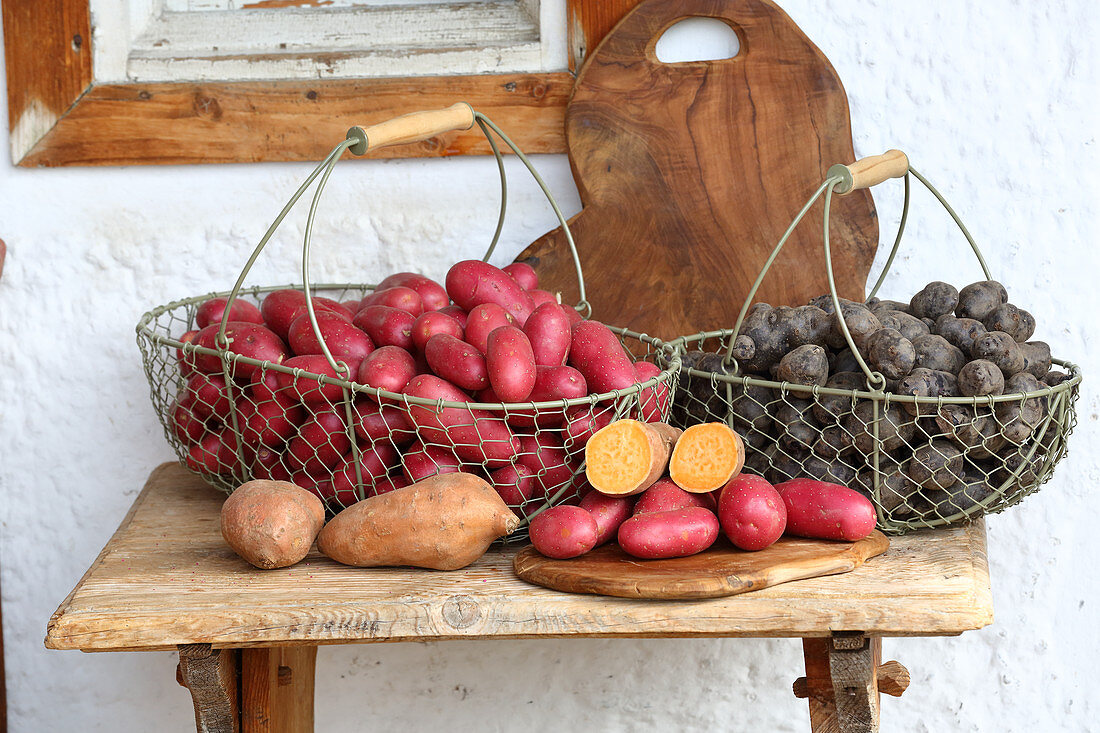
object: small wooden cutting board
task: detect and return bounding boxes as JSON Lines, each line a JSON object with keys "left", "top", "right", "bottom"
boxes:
{"left": 513, "top": 531, "right": 889, "bottom": 600}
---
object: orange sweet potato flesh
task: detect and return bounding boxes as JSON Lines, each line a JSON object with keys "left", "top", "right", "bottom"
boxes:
{"left": 317, "top": 473, "right": 520, "bottom": 570}
{"left": 669, "top": 423, "right": 746, "bottom": 493}
{"left": 584, "top": 419, "right": 682, "bottom": 496}
{"left": 221, "top": 480, "right": 326, "bottom": 570}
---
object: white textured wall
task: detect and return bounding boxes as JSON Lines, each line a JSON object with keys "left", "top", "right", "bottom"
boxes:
{"left": 2, "top": 2, "right": 1098, "bottom": 731}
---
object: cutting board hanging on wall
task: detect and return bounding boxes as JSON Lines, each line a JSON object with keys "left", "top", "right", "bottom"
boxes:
{"left": 516, "top": 0, "right": 879, "bottom": 340}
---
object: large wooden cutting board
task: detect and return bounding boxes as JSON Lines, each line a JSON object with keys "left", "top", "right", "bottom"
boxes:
{"left": 516, "top": 0, "right": 879, "bottom": 340}
{"left": 514, "top": 532, "right": 889, "bottom": 600}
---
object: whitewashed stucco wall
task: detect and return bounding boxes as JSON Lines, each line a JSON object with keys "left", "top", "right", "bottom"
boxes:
{"left": 2, "top": 2, "right": 1098, "bottom": 731}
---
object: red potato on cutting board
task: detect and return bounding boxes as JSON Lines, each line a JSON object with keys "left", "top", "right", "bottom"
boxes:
{"left": 776, "top": 479, "right": 876, "bottom": 541}
{"left": 718, "top": 474, "right": 786, "bottom": 551}
{"left": 617, "top": 507, "right": 720, "bottom": 560}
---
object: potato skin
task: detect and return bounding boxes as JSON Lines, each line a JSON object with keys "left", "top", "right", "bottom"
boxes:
{"left": 955, "top": 281, "right": 1008, "bottom": 321}
{"left": 957, "top": 359, "right": 1005, "bottom": 397}
{"left": 221, "top": 480, "right": 325, "bottom": 569}
{"left": 633, "top": 477, "right": 716, "bottom": 514}
{"left": 356, "top": 346, "right": 418, "bottom": 395}
{"left": 983, "top": 303, "right": 1035, "bottom": 342}
{"left": 894, "top": 368, "right": 958, "bottom": 416}
{"left": 486, "top": 326, "right": 537, "bottom": 402}
{"left": 912, "top": 334, "right": 966, "bottom": 374}
{"left": 375, "top": 273, "right": 450, "bottom": 312}
{"left": 876, "top": 310, "right": 930, "bottom": 342}
{"left": 411, "top": 311, "right": 464, "bottom": 352}
{"left": 971, "top": 331, "right": 1025, "bottom": 375}
{"left": 906, "top": 440, "right": 964, "bottom": 490}
{"left": 402, "top": 374, "right": 519, "bottom": 467}
{"left": 617, "top": 507, "right": 720, "bottom": 559}
{"left": 568, "top": 320, "right": 636, "bottom": 394}
{"left": 523, "top": 303, "right": 573, "bottom": 367}
{"left": 445, "top": 260, "right": 536, "bottom": 325}
{"left": 352, "top": 305, "right": 416, "bottom": 352}
{"left": 934, "top": 315, "right": 987, "bottom": 354}
{"left": 865, "top": 328, "right": 916, "bottom": 380}
{"left": 529, "top": 505, "right": 599, "bottom": 559}
{"left": 717, "top": 474, "right": 786, "bottom": 551}
{"left": 578, "top": 492, "right": 635, "bottom": 546}
{"left": 775, "top": 479, "right": 876, "bottom": 541}
{"left": 318, "top": 473, "right": 520, "bottom": 570}
{"left": 425, "top": 334, "right": 489, "bottom": 392}
{"left": 909, "top": 281, "right": 959, "bottom": 320}
{"left": 463, "top": 303, "right": 515, "bottom": 354}
{"left": 776, "top": 344, "right": 829, "bottom": 386}
{"left": 191, "top": 322, "right": 288, "bottom": 378}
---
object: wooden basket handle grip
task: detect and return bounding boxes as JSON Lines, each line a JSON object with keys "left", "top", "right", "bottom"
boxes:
{"left": 832, "top": 150, "right": 910, "bottom": 194}
{"left": 347, "top": 103, "right": 475, "bottom": 155}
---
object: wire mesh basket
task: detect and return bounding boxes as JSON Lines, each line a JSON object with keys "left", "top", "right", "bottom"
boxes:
{"left": 136, "top": 103, "right": 680, "bottom": 538}
{"left": 665, "top": 150, "right": 1081, "bottom": 534}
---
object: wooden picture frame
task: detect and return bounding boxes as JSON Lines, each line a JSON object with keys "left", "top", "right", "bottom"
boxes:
{"left": 2, "top": 0, "right": 641, "bottom": 167}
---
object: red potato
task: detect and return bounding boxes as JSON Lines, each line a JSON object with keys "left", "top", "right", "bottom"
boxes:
{"left": 464, "top": 303, "right": 515, "bottom": 354}
{"left": 633, "top": 477, "right": 716, "bottom": 515}
{"left": 353, "top": 305, "right": 416, "bottom": 351}
{"left": 437, "top": 305, "right": 469, "bottom": 328}
{"left": 327, "top": 443, "right": 400, "bottom": 506}
{"left": 578, "top": 491, "right": 635, "bottom": 546}
{"left": 249, "top": 368, "right": 297, "bottom": 406}
{"left": 506, "top": 365, "right": 589, "bottom": 428}
{"left": 617, "top": 507, "right": 720, "bottom": 559}
{"left": 562, "top": 406, "right": 613, "bottom": 451}
{"left": 370, "top": 474, "right": 411, "bottom": 497}
{"left": 516, "top": 433, "right": 577, "bottom": 497}
{"left": 190, "top": 322, "right": 288, "bottom": 379}
{"left": 503, "top": 261, "right": 539, "bottom": 290}
{"left": 633, "top": 361, "right": 670, "bottom": 423}
{"left": 356, "top": 346, "right": 417, "bottom": 396}
{"left": 411, "top": 311, "right": 465, "bottom": 352}
{"left": 523, "top": 303, "right": 572, "bottom": 367}
{"left": 239, "top": 396, "right": 305, "bottom": 447}
{"left": 424, "top": 334, "right": 489, "bottom": 392}
{"left": 568, "top": 320, "right": 636, "bottom": 393}
{"left": 171, "top": 398, "right": 206, "bottom": 444}
{"left": 352, "top": 401, "right": 416, "bottom": 445}
{"left": 360, "top": 286, "right": 423, "bottom": 317}
{"left": 177, "top": 329, "right": 199, "bottom": 378}
{"left": 285, "top": 407, "right": 353, "bottom": 476}
{"left": 527, "top": 290, "right": 558, "bottom": 309}
{"left": 196, "top": 297, "right": 264, "bottom": 330}
{"left": 400, "top": 441, "right": 464, "bottom": 482}
{"left": 486, "top": 326, "right": 536, "bottom": 402}
{"left": 288, "top": 310, "right": 375, "bottom": 372}
{"left": 561, "top": 306, "right": 584, "bottom": 327}
{"left": 275, "top": 354, "right": 349, "bottom": 404}
{"left": 288, "top": 297, "right": 354, "bottom": 324}
{"left": 261, "top": 289, "right": 347, "bottom": 340}
{"left": 251, "top": 445, "right": 292, "bottom": 482}
{"left": 775, "top": 478, "right": 876, "bottom": 542}
{"left": 375, "top": 273, "right": 450, "bottom": 312}
{"left": 340, "top": 299, "right": 363, "bottom": 315}
{"left": 186, "top": 428, "right": 242, "bottom": 474}
{"left": 402, "top": 374, "right": 519, "bottom": 467}
{"left": 528, "top": 505, "right": 599, "bottom": 559}
{"left": 446, "top": 260, "right": 536, "bottom": 325}
{"left": 718, "top": 474, "right": 786, "bottom": 551}
{"left": 186, "top": 372, "right": 233, "bottom": 421}
{"left": 488, "top": 463, "right": 539, "bottom": 506}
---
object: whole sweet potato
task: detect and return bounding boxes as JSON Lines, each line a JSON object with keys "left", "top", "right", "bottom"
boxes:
{"left": 318, "top": 473, "right": 520, "bottom": 569}
{"left": 221, "top": 480, "right": 325, "bottom": 569}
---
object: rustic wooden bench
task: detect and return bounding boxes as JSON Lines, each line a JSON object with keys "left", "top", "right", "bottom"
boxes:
{"left": 46, "top": 462, "right": 993, "bottom": 732}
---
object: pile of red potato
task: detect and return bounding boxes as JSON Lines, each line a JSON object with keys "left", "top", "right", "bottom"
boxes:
{"left": 530, "top": 419, "right": 877, "bottom": 560}
{"left": 170, "top": 259, "right": 669, "bottom": 510}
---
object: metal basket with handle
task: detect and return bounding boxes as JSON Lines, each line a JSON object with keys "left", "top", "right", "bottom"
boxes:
{"left": 666, "top": 150, "right": 1081, "bottom": 534}
{"left": 136, "top": 103, "right": 679, "bottom": 537}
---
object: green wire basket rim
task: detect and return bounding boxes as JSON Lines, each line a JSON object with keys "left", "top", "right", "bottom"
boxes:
{"left": 667, "top": 329, "right": 1081, "bottom": 406}
{"left": 138, "top": 283, "right": 681, "bottom": 413}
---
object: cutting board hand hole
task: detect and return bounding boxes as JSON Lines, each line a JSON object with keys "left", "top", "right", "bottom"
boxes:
{"left": 654, "top": 17, "right": 741, "bottom": 63}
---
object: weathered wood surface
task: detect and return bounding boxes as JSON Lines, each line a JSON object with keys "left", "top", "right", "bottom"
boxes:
{"left": 46, "top": 463, "right": 992, "bottom": 652}
{"left": 517, "top": 0, "right": 879, "bottom": 340}
{"left": 241, "top": 647, "right": 316, "bottom": 733}
{"left": 513, "top": 531, "right": 889, "bottom": 600}
{"left": 177, "top": 644, "right": 240, "bottom": 733}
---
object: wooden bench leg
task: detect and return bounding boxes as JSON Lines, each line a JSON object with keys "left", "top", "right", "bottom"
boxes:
{"left": 177, "top": 644, "right": 240, "bottom": 733}
{"left": 794, "top": 634, "right": 909, "bottom": 733}
{"left": 240, "top": 647, "right": 317, "bottom": 733}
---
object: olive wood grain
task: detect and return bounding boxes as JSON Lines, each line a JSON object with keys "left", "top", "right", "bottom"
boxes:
{"left": 512, "top": 532, "right": 889, "bottom": 600}
{"left": 516, "top": 0, "right": 878, "bottom": 339}
{"left": 45, "top": 463, "right": 992, "bottom": 651}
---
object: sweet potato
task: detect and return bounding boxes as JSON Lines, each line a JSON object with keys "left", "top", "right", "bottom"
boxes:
{"left": 411, "top": 311, "right": 465, "bottom": 352}
{"left": 221, "top": 480, "right": 325, "bottom": 569}
{"left": 464, "top": 303, "right": 516, "bottom": 354}
{"left": 585, "top": 420, "right": 681, "bottom": 496}
{"left": 375, "top": 272, "right": 450, "bottom": 312}
{"left": 486, "top": 326, "right": 537, "bottom": 402}
{"left": 353, "top": 305, "right": 416, "bottom": 351}
{"left": 775, "top": 478, "right": 876, "bottom": 541}
{"left": 445, "top": 260, "right": 536, "bottom": 325}
{"left": 503, "top": 261, "right": 539, "bottom": 290}
{"left": 528, "top": 505, "right": 599, "bottom": 559}
{"left": 568, "top": 320, "right": 636, "bottom": 393}
{"left": 424, "top": 334, "right": 489, "bottom": 392}
{"left": 523, "top": 302, "right": 572, "bottom": 367}
{"left": 633, "top": 477, "right": 715, "bottom": 514}
{"left": 617, "top": 507, "right": 720, "bottom": 559}
{"left": 318, "top": 473, "right": 520, "bottom": 569}
{"left": 668, "top": 423, "right": 745, "bottom": 493}
{"left": 402, "top": 374, "right": 519, "bottom": 467}
{"left": 578, "top": 491, "right": 635, "bottom": 546}
{"left": 717, "top": 473, "right": 786, "bottom": 551}
{"left": 356, "top": 345, "right": 417, "bottom": 396}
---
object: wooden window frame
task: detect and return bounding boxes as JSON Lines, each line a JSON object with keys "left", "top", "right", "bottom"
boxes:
{"left": 2, "top": 0, "right": 640, "bottom": 167}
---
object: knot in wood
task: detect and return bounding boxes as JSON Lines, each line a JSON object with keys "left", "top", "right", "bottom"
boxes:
{"left": 192, "top": 93, "right": 223, "bottom": 121}
{"left": 442, "top": 595, "right": 481, "bottom": 629}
